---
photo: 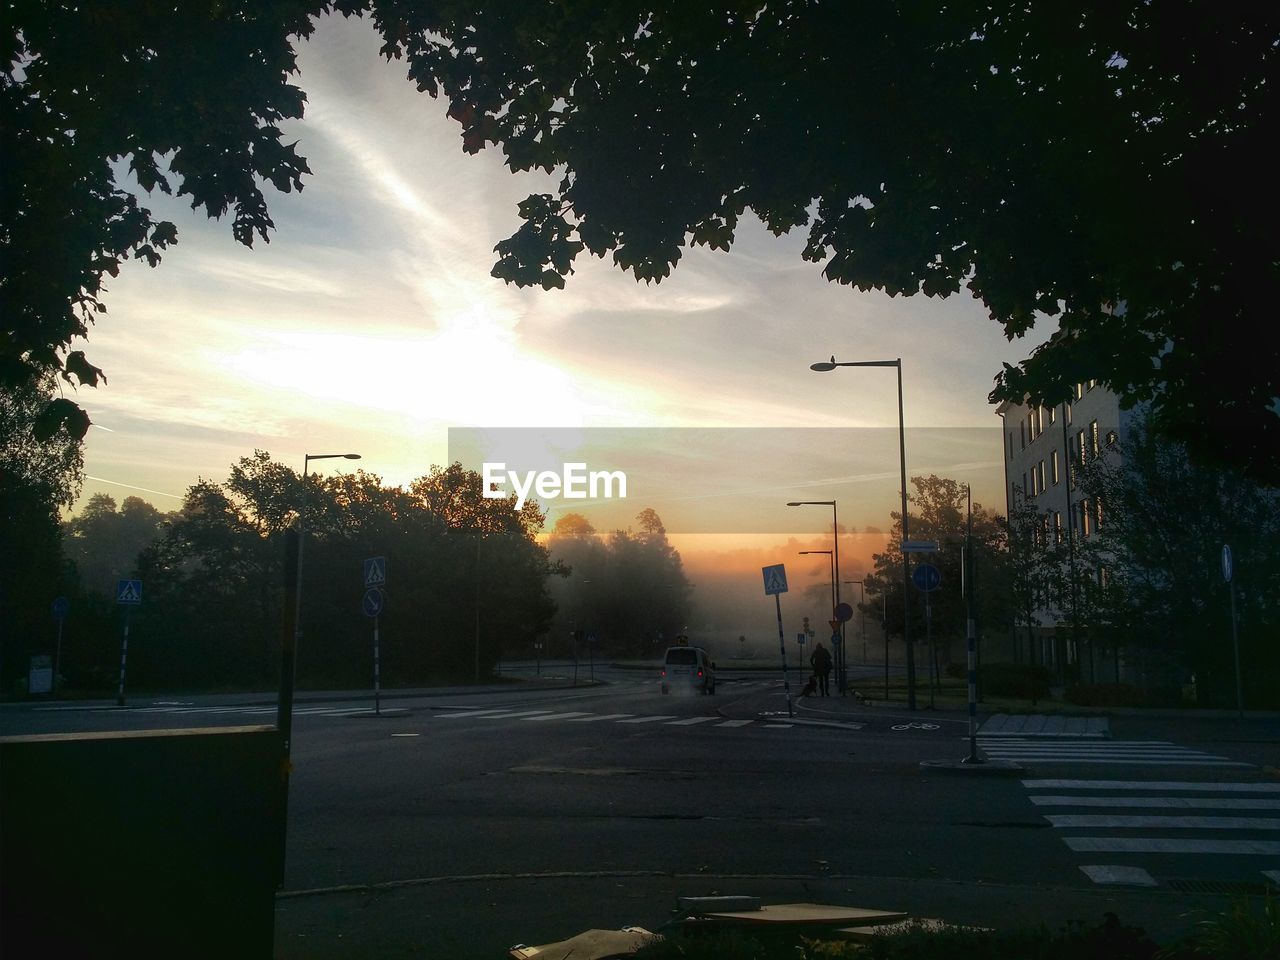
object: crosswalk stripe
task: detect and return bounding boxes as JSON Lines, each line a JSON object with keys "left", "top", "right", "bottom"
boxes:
{"left": 1063, "top": 837, "right": 1280, "bottom": 855}
{"left": 1264, "top": 870, "right": 1280, "bottom": 886}
{"left": 566, "top": 714, "right": 634, "bottom": 722}
{"left": 436, "top": 709, "right": 527, "bottom": 719}
{"left": 1030, "top": 795, "right": 1280, "bottom": 810}
{"left": 665, "top": 716, "right": 719, "bottom": 726}
{"left": 617, "top": 715, "right": 677, "bottom": 724}
{"left": 1080, "top": 865, "right": 1158, "bottom": 887}
{"left": 476, "top": 710, "right": 560, "bottom": 720}
{"left": 1023, "top": 780, "right": 1280, "bottom": 792}
{"left": 523, "top": 712, "right": 594, "bottom": 722}
{"left": 1046, "top": 814, "right": 1280, "bottom": 830}
{"left": 998, "top": 758, "right": 1250, "bottom": 767}
{"left": 717, "top": 720, "right": 753, "bottom": 727}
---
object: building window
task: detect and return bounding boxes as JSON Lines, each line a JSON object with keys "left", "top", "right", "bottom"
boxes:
{"left": 1075, "top": 429, "right": 1087, "bottom": 465}
{"left": 1048, "top": 405, "right": 1056, "bottom": 426}
{"left": 1090, "top": 420, "right": 1100, "bottom": 457}
{"left": 1074, "top": 382, "right": 1084, "bottom": 401}
{"left": 1065, "top": 402, "right": 1073, "bottom": 426}
{"left": 1105, "top": 429, "right": 1117, "bottom": 448}
{"left": 1020, "top": 421, "right": 1026, "bottom": 449}
{"left": 1053, "top": 512, "right": 1063, "bottom": 545}
{"left": 1087, "top": 379, "right": 1097, "bottom": 391}
{"left": 1080, "top": 499, "right": 1091, "bottom": 537}
{"left": 1039, "top": 514, "right": 1050, "bottom": 549}
{"left": 1099, "top": 565, "right": 1109, "bottom": 589}
{"left": 1095, "top": 496, "right": 1104, "bottom": 529}
{"left": 1050, "top": 449, "right": 1060, "bottom": 485}
{"left": 1037, "top": 460, "right": 1046, "bottom": 493}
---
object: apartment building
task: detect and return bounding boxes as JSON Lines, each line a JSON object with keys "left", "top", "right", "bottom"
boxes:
{"left": 995, "top": 381, "right": 1138, "bottom": 679}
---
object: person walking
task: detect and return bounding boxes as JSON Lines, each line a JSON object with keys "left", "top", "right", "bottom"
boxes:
{"left": 810, "top": 641, "right": 833, "bottom": 697}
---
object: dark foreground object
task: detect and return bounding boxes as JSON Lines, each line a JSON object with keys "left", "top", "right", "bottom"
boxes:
{"left": 1, "top": 725, "right": 284, "bottom": 960}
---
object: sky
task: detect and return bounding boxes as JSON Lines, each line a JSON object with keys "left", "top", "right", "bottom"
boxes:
{"left": 69, "top": 14, "right": 1052, "bottom": 646}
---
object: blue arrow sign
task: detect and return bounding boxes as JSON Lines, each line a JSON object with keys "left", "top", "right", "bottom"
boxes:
{"left": 52, "top": 596, "right": 70, "bottom": 620}
{"left": 762, "top": 564, "right": 789, "bottom": 596}
{"left": 362, "top": 587, "right": 385, "bottom": 618}
{"left": 363, "top": 556, "right": 386, "bottom": 588}
{"left": 912, "top": 563, "right": 941, "bottom": 592}
{"left": 116, "top": 580, "right": 142, "bottom": 605}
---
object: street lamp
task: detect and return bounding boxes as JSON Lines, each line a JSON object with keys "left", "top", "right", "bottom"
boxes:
{"left": 809, "top": 356, "right": 916, "bottom": 709}
{"left": 284, "top": 453, "right": 361, "bottom": 742}
{"left": 788, "top": 500, "right": 843, "bottom": 692}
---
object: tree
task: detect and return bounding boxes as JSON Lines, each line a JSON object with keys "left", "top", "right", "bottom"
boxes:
{"left": 62, "top": 494, "right": 171, "bottom": 597}
{"left": 1074, "top": 415, "right": 1280, "bottom": 706}
{"left": 8, "top": 4, "right": 1277, "bottom": 479}
{"left": 862, "top": 475, "right": 1009, "bottom": 673}
{"left": 0, "top": 371, "right": 83, "bottom": 692}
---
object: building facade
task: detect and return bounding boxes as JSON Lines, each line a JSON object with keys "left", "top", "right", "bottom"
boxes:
{"left": 995, "top": 381, "right": 1138, "bottom": 680}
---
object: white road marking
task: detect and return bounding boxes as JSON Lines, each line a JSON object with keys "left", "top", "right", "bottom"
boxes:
{"left": 475, "top": 710, "right": 558, "bottom": 720}
{"left": 1263, "top": 870, "right": 1280, "bottom": 885}
{"left": 1080, "top": 865, "right": 1158, "bottom": 887}
{"left": 1030, "top": 795, "right": 1280, "bottom": 810}
{"left": 566, "top": 714, "right": 634, "bottom": 722}
{"left": 665, "top": 716, "right": 719, "bottom": 726}
{"left": 1063, "top": 837, "right": 1280, "bottom": 855}
{"left": 617, "top": 715, "right": 677, "bottom": 724}
{"left": 523, "top": 712, "right": 594, "bottom": 722}
{"left": 1046, "top": 814, "right": 1280, "bottom": 830}
{"left": 717, "top": 720, "right": 754, "bottom": 727}
{"left": 765, "top": 724, "right": 794, "bottom": 729}
{"left": 1024, "top": 780, "right": 1280, "bottom": 792}
{"left": 436, "top": 709, "right": 532, "bottom": 719}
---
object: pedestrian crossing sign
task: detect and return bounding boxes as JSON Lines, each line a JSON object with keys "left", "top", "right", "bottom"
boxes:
{"left": 762, "top": 564, "right": 788, "bottom": 596}
{"left": 363, "top": 556, "right": 386, "bottom": 587}
{"left": 116, "top": 579, "right": 142, "bottom": 604}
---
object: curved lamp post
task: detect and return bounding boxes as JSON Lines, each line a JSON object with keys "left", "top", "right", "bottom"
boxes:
{"left": 810, "top": 356, "right": 916, "bottom": 709}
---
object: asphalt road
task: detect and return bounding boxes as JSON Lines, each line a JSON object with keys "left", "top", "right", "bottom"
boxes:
{"left": 3, "top": 666, "right": 1276, "bottom": 959}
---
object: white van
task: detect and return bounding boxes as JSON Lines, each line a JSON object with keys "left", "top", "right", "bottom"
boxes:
{"left": 661, "top": 645, "right": 716, "bottom": 695}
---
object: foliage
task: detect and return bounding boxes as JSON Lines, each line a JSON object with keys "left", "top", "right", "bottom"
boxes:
{"left": 62, "top": 494, "right": 172, "bottom": 597}
{"left": 7, "top": 4, "right": 1278, "bottom": 484}
{"left": 546, "top": 509, "right": 694, "bottom": 658}
{"left": 979, "top": 663, "right": 1053, "bottom": 701}
{"left": 0, "top": 371, "right": 83, "bottom": 692}
{"left": 861, "top": 476, "right": 1009, "bottom": 655}
{"left": 1064, "top": 683, "right": 1146, "bottom": 708}
{"left": 1166, "top": 892, "right": 1280, "bottom": 960}
{"left": 1074, "top": 414, "right": 1280, "bottom": 707}
{"left": 121, "top": 454, "right": 560, "bottom": 690}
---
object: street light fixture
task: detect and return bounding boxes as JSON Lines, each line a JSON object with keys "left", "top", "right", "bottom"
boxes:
{"left": 810, "top": 356, "right": 916, "bottom": 709}
{"left": 788, "top": 500, "right": 843, "bottom": 693}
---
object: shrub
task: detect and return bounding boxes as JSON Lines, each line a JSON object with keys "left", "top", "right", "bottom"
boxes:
{"left": 1065, "top": 683, "right": 1145, "bottom": 707}
{"left": 979, "top": 663, "right": 1054, "bottom": 700}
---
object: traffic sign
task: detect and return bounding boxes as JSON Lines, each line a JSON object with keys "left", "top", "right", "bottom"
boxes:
{"left": 762, "top": 564, "right": 789, "bottom": 596}
{"left": 115, "top": 580, "right": 142, "bottom": 605}
{"left": 834, "top": 602, "right": 854, "bottom": 622}
{"left": 362, "top": 587, "right": 385, "bottom": 618}
{"left": 902, "top": 540, "right": 940, "bottom": 553}
{"left": 51, "top": 596, "right": 70, "bottom": 621}
{"left": 912, "top": 563, "right": 941, "bottom": 592}
{"left": 796, "top": 633, "right": 806, "bottom": 646}
{"left": 1221, "top": 544, "right": 1233, "bottom": 583}
{"left": 363, "top": 556, "right": 387, "bottom": 587}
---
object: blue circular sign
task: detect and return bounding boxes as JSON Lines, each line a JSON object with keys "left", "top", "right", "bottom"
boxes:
{"left": 362, "top": 587, "right": 385, "bottom": 618}
{"left": 912, "top": 563, "right": 941, "bottom": 592}
{"left": 52, "top": 596, "right": 70, "bottom": 621}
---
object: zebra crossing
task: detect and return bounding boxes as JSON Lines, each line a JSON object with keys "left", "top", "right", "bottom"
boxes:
{"left": 1022, "top": 778, "right": 1280, "bottom": 889}
{"left": 979, "top": 736, "right": 1251, "bottom": 768}
{"left": 84, "top": 704, "right": 392, "bottom": 719}
{"left": 434, "top": 707, "right": 791, "bottom": 730}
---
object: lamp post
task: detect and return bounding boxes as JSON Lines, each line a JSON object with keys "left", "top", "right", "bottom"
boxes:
{"left": 284, "top": 453, "right": 361, "bottom": 744}
{"left": 810, "top": 356, "right": 916, "bottom": 709}
{"left": 788, "top": 500, "right": 843, "bottom": 693}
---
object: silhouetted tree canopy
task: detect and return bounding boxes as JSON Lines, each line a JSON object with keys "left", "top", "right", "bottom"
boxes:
{"left": 6, "top": 3, "right": 1277, "bottom": 480}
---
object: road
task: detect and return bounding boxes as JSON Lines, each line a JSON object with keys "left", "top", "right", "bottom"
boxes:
{"left": 3, "top": 664, "right": 1276, "bottom": 958}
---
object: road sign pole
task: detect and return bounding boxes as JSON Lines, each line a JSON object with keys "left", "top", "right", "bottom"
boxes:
{"left": 373, "top": 614, "right": 381, "bottom": 717}
{"left": 116, "top": 606, "right": 131, "bottom": 707}
{"left": 1229, "top": 580, "right": 1242, "bottom": 720}
{"left": 54, "top": 619, "right": 64, "bottom": 697}
{"left": 775, "top": 594, "right": 793, "bottom": 719}
{"left": 925, "top": 588, "right": 934, "bottom": 709}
